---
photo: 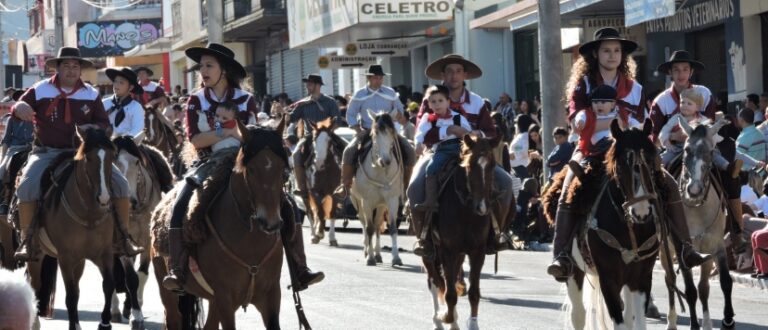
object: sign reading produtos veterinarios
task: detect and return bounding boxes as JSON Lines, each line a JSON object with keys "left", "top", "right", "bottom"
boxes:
{"left": 359, "top": 0, "right": 454, "bottom": 22}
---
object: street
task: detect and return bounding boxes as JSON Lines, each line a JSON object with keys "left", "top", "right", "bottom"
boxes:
{"left": 32, "top": 222, "right": 768, "bottom": 330}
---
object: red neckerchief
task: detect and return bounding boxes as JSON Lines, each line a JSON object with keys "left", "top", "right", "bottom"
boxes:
{"left": 203, "top": 87, "right": 250, "bottom": 111}
{"left": 595, "top": 73, "right": 633, "bottom": 122}
{"left": 45, "top": 74, "right": 85, "bottom": 124}
{"left": 428, "top": 109, "right": 454, "bottom": 123}
{"left": 219, "top": 119, "right": 237, "bottom": 129}
{"left": 669, "top": 83, "right": 692, "bottom": 116}
{"left": 449, "top": 89, "right": 469, "bottom": 116}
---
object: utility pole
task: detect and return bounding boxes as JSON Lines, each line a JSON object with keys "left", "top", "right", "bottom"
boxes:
{"left": 206, "top": 0, "right": 223, "bottom": 44}
{"left": 538, "top": 0, "right": 565, "bottom": 180}
{"left": 0, "top": 0, "right": 6, "bottom": 93}
{"left": 54, "top": 0, "right": 63, "bottom": 49}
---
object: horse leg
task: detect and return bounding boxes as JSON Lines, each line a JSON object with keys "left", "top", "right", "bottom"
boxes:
{"left": 152, "top": 255, "right": 181, "bottom": 329}
{"left": 98, "top": 256, "right": 117, "bottom": 330}
{"left": 307, "top": 194, "right": 319, "bottom": 243}
{"left": 596, "top": 276, "right": 625, "bottom": 328}
{"left": 213, "top": 300, "right": 237, "bottom": 330}
{"left": 137, "top": 252, "right": 150, "bottom": 308}
{"left": 440, "top": 253, "right": 461, "bottom": 330}
{"left": 658, "top": 246, "right": 678, "bottom": 329}
{"left": 716, "top": 251, "right": 735, "bottom": 329}
{"left": 324, "top": 196, "right": 338, "bottom": 247}
{"left": 374, "top": 208, "right": 382, "bottom": 264}
{"left": 364, "top": 209, "right": 377, "bottom": 266}
{"left": 253, "top": 283, "right": 281, "bottom": 330}
{"left": 59, "top": 258, "right": 84, "bottom": 330}
{"left": 697, "top": 259, "right": 714, "bottom": 330}
{"left": 680, "top": 267, "right": 699, "bottom": 330}
{"left": 202, "top": 300, "right": 220, "bottom": 330}
{"left": 466, "top": 250, "right": 484, "bottom": 330}
{"left": 387, "top": 199, "right": 402, "bottom": 266}
{"left": 119, "top": 256, "right": 144, "bottom": 329}
{"left": 566, "top": 268, "right": 586, "bottom": 330}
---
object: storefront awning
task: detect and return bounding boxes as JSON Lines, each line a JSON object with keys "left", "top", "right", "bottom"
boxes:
{"left": 470, "top": 0, "right": 623, "bottom": 31}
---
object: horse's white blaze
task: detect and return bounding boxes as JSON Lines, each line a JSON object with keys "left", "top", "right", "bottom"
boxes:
{"left": 630, "top": 182, "right": 651, "bottom": 218}
{"left": 97, "top": 150, "right": 110, "bottom": 205}
{"left": 314, "top": 131, "right": 330, "bottom": 169}
{"left": 478, "top": 156, "right": 488, "bottom": 214}
{"left": 148, "top": 114, "right": 156, "bottom": 139}
{"left": 264, "top": 156, "right": 272, "bottom": 170}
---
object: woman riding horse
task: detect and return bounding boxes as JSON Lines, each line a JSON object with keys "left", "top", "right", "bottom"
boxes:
{"left": 162, "top": 43, "right": 324, "bottom": 292}
{"left": 548, "top": 27, "right": 710, "bottom": 281}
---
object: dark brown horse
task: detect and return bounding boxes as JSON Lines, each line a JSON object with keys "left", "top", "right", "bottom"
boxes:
{"left": 25, "top": 127, "right": 120, "bottom": 330}
{"left": 151, "top": 119, "right": 288, "bottom": 329}
{"left": 143, "top": 106, "right": 185, "bottom": 178}
{"left": 301, "top": 119, "right": 346, "bottom": 245}
{"left": 423, "top": 134, "right": 513, "bottom": 330}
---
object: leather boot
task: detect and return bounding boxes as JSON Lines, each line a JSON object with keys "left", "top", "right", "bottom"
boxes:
{"left": 162, "top": 228, "right": 187, "bottom": 293}
{"left": 285, "top": 223, "right": 324, "bottom": 291}
{"left": 113, "top": 197, "right": 144, "bottom": 257}
{"left": 14, "top": 201, "right": 39, "bottom": 262}
{"left": 413, "top": 175, "right": 439, "bottom": 212}
{"left": 339, "top": 163, "right": 355, "bottom": 197}
{"left": 662, "top": 174, "right": 711, "bottom": 269}
{"left": 726, "top": 198, "right": 748, "bottom": 254}
{"left": 546, "top": 204, "right": 578, "bottom": 281}
{"left": 293, "top": 164, "right": 309, "bottom": 198}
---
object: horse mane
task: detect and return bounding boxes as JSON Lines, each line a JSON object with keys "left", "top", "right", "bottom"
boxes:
{"left": 140, "top": 144, "right": 174, "bottom": 193}
{"left": 605, "top": 127, "right": 655, "bottom": 179}
{"left": 113, "top": 136, "right": 143, "bottom": 160}
{"left": 235, "top": 125, "right": 289, "bottom": 173}
{"left": 373, "top": 113, "right": 395, "bottom": 134}
{"left": 541, "top": 168, "right": 568, "bottom": 226}
{"left": 41, "top": 150, "right": 76, "bottom": 210}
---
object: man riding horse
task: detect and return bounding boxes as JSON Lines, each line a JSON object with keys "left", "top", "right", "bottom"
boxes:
{"left": 135, "top": 66, "right": 166, "bottom": 111}
{"left": 340, "top": 65, "right": 416, "bottom": 194}
{"left": 547, "top": 28, "right": 710, "bottom": 281}
{"left": 650, "top": 50, "right": 749, "bottom": 253}
{"left": 409, "top": 54, "right": 515, "bottom": 258}
{"left": 12, "top": 47, "right": 142, "bottom": 261}
{"left": 162, "top": 43, "right": 324, "bottom": 292}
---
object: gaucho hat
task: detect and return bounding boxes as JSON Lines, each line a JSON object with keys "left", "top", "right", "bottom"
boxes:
{"left": 106, "top": 67, "right": 144, "bottom": 95}
{"left": 363, "top": 65, "right": 390, "bottom": 76}
{"left": 578, "top": 27, "right": 638, "bottom": 56}
{"left": 45, "top": 47, "right": 93, "bottom": 69}
{"left": 185, "top": 43, "right": 247, "bottom": 79}
{"left": 589, "top": 84, "right": 617, "bottom": 102}
{"left": 134, "top": 66, "right": 154, "bottom": 76}
{"left": 425, "top": 54, "right": 482, "bottom": 80}
{"left": 656, "top": 50, "right": 705, "bottom": 74}
{"left": 302, "top": 74, "right": 325, "bottom": 86}
{"left": 11, "top": 89, "right": 25, "bottom": 101}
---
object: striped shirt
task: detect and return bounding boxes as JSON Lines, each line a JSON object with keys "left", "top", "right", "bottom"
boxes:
{"left": 346, "top": 86, "right": 403, "bottom": 129}
{"left": 736, "top": 124, "right": 767, "bottom": 170}
{"left": 288, "top": 94, "right": 340, "bottom": 135}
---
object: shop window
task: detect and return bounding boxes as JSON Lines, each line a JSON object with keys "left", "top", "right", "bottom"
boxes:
{"left": 514, "top": 30, "right": 540, "bottom": 101}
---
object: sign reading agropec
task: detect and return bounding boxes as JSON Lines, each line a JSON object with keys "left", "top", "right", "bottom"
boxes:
{"left": 359, "top": 0, "right": 454, "bottom": 22}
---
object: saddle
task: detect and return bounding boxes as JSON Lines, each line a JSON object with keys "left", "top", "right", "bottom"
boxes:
{"left": 39, "top": 150, "right": 78, "bottom": 210}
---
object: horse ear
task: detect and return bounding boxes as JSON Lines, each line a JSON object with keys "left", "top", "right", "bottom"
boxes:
{"left": 677, "top": 116, "right": 693, "bottom": 136}
{"left": 642, "top": 119, "right": 653, "bottom": 136}
{"left": 462, "top": 133, "right": 475, "bottom": 148}
{"left": 367, "top": 109, "right": 376, "bottom": 122}
{"left": 610, "top": 118, "right": 623, "bottom": 138}
{"left": 237, "top": 119, "right": 250, "bottom": 143}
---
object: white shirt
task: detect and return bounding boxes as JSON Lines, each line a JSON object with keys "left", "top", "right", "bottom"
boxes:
{"left": 509, "top": 132, "right": 529, "bottom": 168}
{"left": 414, "top": 110, "right": 472, "bottom": 149}
{"left": 212, "top": 136, "right": 241, "bottom": 152}
{"left": 103, "top": 97, "right": 145, "bottom": 138}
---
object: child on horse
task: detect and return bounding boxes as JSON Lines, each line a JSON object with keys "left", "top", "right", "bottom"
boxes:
{"left": 212, "top": 101, "right": 243, "bottom": 152}
{"left": 103, "top": 67, "right": 145, "bottom": 138}
{"left": 573, "top": 84, "right": 641, "bottom": 158}
{"left": 412, "top": 85, "right": 472, "bottom": 256}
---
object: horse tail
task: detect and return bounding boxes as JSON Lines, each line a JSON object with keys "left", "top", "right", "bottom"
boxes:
{"left": 35, "top": 255, "right": 58, "bottom": 317}
{"left": 583, "top": 273, "right": 613, "bottom": 329}
{"left": 178, "top": 293, "right": 202, "bottom": 329}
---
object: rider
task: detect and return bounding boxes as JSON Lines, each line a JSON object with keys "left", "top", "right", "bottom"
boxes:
{"left": 414, "top": 85, "right": 473, "bottom": 210}
{"left": 103, "top": 67, "right": 145, "bottom": 138}
{"left": 11, "top": 47, "right": 142, "bottom": 261}
{"left": 409, "top": 54, "right": 515, "bottom": 257}
{"left": 573, "top": 85, "right": 641, "bottom": 156}
{"left": 0, "top": 89, "right": 33, "bottom": 215}
{"left": 135, "top": 66, "right": 166, "bottom": 110}
{"left": 547, "top": 28, "right": 710, "bottom": 281}
{"left": 162, "top": 43, "right": 324, "bottom": 292}
{"left": 650, "top": 50, "right": 749, "bottom": 253}
{"left": 340, "top": 65, "right": 416, "bottom": 194}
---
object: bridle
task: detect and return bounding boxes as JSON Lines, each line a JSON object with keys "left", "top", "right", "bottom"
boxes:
{"left": 679, "top": 144, "right": 713, "bottom": 208}
{"left": 617, "top": 149, "right": 658, "bottom": 222}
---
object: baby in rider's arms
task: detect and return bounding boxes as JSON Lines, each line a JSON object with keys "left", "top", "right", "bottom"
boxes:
{"left": 573, "top": 84, "right": 640, "bottom": 157}
{"left": 212, "top": 101, "right": 242, "bottom": 152}
{"left": 658, "top": 88, "right": 729, "bottom": 170}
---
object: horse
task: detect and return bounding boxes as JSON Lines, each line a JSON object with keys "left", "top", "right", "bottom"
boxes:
{"left": 656, "top": 118, "right": 734, "bottom": 330}
{"left": 422, "top": 134, "right": 513, "bottom": 330}
{"left": 143, "top": 105, "right": 184, "bottom": 178}
{"left": 150, "top": 119, "right": 288, "bottom": 329}
{"left": 544, "top": 120, "right": 662, "bottom": 329}
{"left": 25, "top": 127, "right": 120, "bottom": 330}
{"left": 349, "top": 109, "right": 404, "bottom": 266}
{"left": 0, "top": 144, "right": 30, "bottom": 270}
{"left": 302, "top": 119, "right": 346, "bottom": 245}
{"left": 109, "top": 135, "right": 172, "bottom": 328}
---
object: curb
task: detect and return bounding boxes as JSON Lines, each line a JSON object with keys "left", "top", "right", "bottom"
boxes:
{"left": 730, "top": 272, "right": 767, "bottom": 290}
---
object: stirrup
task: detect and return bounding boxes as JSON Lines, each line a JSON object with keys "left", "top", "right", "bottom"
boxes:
{"left": 546, "top": 254, "right": 574, "bottom": 281}
{"left": 162, "top": 272, "right": 186, "bottom": 294}
{"left": 413, "top": 240, "right": 434, "bottom": 259}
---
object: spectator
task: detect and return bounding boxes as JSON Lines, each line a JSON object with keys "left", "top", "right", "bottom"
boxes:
{"left": 736, "top": 108, "right": 767, "bottom": 171}
{"left": 760, "top": 93, "right": 768, "bottom": 115}
{"left": 495, "top": 92, "right": 515, "bottom": 132}
{"left": 1, "top": 87, "right": 15, "bottom": 102}
{"left": 509, "top": 114, "right": 534, "bottom": 179}
{"left": 546, "top": 127, "right": 573, "bottom": 181}
{"left": 746, "top": 93, "right": 762, "bottom": 124}
{"left": 528, "top": 125, "right": 542, "bottom": 154}
{"left": 395, "top": 111, "right": 415, "bottom": 141}
{"left": 174, "top": 84, "right": 182, "bottom": 96}
{"left": 490, "top": 112, "right": 512, "bottom": 173}
{"left": 0, "top": 269, "right": 37, "bottom": 330}
{"left": 181, "top": 88, "right": 189, "bottom": 96}
{"left": 334, "top": 95, "right": 349, "bottom": 127}
{"left": 751, "top": 222, "right": 768, "bottom": 278}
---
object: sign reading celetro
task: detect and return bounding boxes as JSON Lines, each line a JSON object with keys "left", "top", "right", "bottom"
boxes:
{"left": 77, "top": 19, "right": 162, "bottom": 57}
{"left": 645, "top": 0, "right": 735, "bottom": 33}
{"left": 359, "top": 0, "right": 454, "bottom": 23}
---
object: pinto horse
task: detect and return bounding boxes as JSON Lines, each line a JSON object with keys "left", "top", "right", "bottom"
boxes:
{"left": 423, "top": 134, "right": 513, "bottom": 330}
{"left": 349, "top": 109, "right": 404, "bottom": 266}
{"left": 303, "top": 119, "right": 346, "bottom": 245}
{"left": 25, "top": 127, "right": 120, "bottom": 330}
{"left": 151, "top": 119, "right": 288, "bottom": 329}
{"left": 557, "top": 120, "right": 662, "bottom": 330}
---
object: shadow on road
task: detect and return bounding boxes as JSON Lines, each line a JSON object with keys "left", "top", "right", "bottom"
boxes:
{"left": 481, "top": 297, "right": 563, "bottom": 311}
{"left": 51, "top": 309, "right": 164, "bottom": 329}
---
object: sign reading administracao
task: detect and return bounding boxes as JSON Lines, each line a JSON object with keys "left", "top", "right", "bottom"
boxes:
{"left": 77, "top": 19, "right": 162, "bottom": 57}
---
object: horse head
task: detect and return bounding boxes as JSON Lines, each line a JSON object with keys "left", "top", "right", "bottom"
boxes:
{"left": 75, "top": 126, "right": 117, "bottom": 209}
{"left": 112, "top": 135, "right": 147, "bottom": 206}
{"left": 606, "top": 119, "right": 658, "bottom": 224}
{"left": 679, "top": 117, "right": 728, "bottom": 204}
{"left": 310, "top": 118, "right": 335, "bottom": 171}
{"left": 143, "top": 106, "right": 166, "bottom": 144}
{"left": 234, "top": 118, "right": 288, "bottom": 235}
{"left": 367, "top": 109, "right": 398, "bottom": 168}
{"left": 460, "top": 134, "right": 495, "bottom": 216}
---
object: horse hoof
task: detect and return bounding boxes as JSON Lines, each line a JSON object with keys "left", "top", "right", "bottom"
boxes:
{"left": 122, "top": 305, "right": 131, "bottom": 321}
{"left": 645, "top": 304, "right": 661, "bottom": 319}
{"left": 375, "top": 255, "right": 383, "bottom": 263}
{"left": 111, "top": 312, "right": 122, "bottom": 324}
{"left": 721, "top": 319, "right": 735, "bottom": 329}
{"left": 366, "top": 259, "right": 376, "bottom": 266}
{"left": 392, "top": 258, "right": 403, "bottom": 267}
{"left": 441, "top": 313, "right": 455, "bottom": 324}
{"left": 97, "top": 323, "right": 112, "bottom": 330}
{"left": 329, "top": 240, "right": 338, "bottom": 247}
{"left": 311, "top": 237, "right": 320, "bottom": 244}
{"left": 130, "top": 319, "right": 144, "bottom": 330}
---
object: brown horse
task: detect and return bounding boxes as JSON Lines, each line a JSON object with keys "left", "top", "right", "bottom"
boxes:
{"left": 151, "top": 119, "right": 288, "bottom": 329}
{"left": 423, "top": 134, "right": 513, "bottom": 330}
{"left": 25, "top": 127, "right": 120, "bottom": 330}
{"left": 143, "top": 106, "right": 184, "bottom": 178}
{"left": 301, "top": 120, "right": 346, "bottom": 245}
{"left": 0, "top": 146, "right": 31, "bottom": 270}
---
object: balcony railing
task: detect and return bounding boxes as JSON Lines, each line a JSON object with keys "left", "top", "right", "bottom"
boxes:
{"left": 224, "top": 0, "right": 286, "bottom": 23}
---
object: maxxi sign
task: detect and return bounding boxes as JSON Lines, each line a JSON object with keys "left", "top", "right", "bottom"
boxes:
{"left": 359, "top": 0, "right": 454, "bottom": 22}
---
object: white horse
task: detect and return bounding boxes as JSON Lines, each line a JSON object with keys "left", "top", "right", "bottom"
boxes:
{"left": 349, "top": 109, "right": 404, "bottom": 266}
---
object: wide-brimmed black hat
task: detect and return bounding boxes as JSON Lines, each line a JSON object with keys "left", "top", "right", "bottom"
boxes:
{"left": 578, "top": 27, "right": 638, "bottom": 56}
{"left": 3, "top": 87, "right": 15, "bottom": 93}
{"left": 589, "top": 84, "right": 618, "bottom": 102}
{"left": 134, "top": 66, "right": 154, "bottom": 76}
{"left": 106, "top": 67, "right": 144, "bottom": 95}
{"left": 302, "top": 74, "right": 324, "bottom": 85}
{"left": 656, "top": 50, "right": 705, "bottom": 74}
{"left": 11, "top": 89, "right": 25, "bottom": 101}
{"left": 364, "top": 65, "right": 390, "bottom": 76}
{"left": 185, "top": 43, "right": 246, "bottom": 79}
{"left": 45, "top": 47, "right": 93, "bottom": 69}
{"left": 425, "top": 54, "right": 482, "bottom": 80}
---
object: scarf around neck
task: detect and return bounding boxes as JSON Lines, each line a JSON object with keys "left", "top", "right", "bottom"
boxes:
{"left": 109, "top": 95, "right": 133, "bottom": 127}
{"left": 45, "top": 74, "right": 85, "bottom": 124}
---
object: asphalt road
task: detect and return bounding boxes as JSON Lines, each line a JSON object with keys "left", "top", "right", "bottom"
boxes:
{"left": 26, "top": 222, "right": 768, "bottom": 329}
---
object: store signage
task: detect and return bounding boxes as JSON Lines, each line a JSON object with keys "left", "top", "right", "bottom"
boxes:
{"left": 645, "top": 0, "right": 735, "bottom": 33}
{"left": 287, "top": 1, "right": 358, "bottom": 48}
{"left": 359, "top": 0, "right": 453, "bottom": 22}
{"left": 77, "top": 19, "right": 162, "bottom": 57}
{"left": 345, "top": 42, "right": 409, "bottom": 57}
{"left": 624, "top": 0, "right": 676, "bottom": 27}
{"left": 317, "top": 55, "right": 378, "bottom": 70}
{"left": 583, "top": 17, "right": 647, "bottom": 55}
